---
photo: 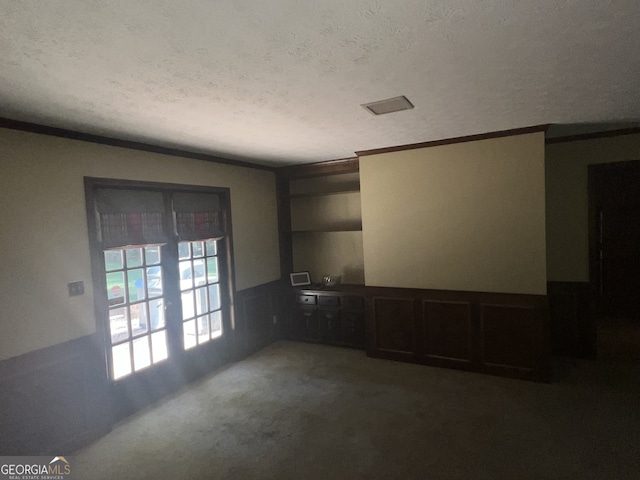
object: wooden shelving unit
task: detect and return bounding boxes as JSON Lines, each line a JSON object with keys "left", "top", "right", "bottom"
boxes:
{"left": 276, "top": 159, "right": 364, "bottom": 285}
{"left": 288, "top": 188, "right": 361, "bottom": 199}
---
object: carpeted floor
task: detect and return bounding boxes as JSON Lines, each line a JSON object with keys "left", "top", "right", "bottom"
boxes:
{"left": 73, "top": 341, "right": 640, "bottom": 480}
{"left": 598, "top": 317, "right": 640, "bottom": 361}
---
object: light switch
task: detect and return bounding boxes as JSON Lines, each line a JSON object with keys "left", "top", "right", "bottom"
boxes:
{"left": 68, "top": 281, "right": 85, "bottom": 297}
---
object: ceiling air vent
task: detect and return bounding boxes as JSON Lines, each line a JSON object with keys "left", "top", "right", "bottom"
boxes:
{"left": 361, "top": 96, "right": 414, "bottom": 115}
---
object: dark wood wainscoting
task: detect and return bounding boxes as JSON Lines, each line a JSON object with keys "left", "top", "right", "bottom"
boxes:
{"left": 0, "top": 335, "right": 111, "bottom": 455}
{"left": 547, "top": 281, "right": 595, "bottom": 359}
{"left": 422, "top": 300, "right": 473, "bottom": 366}
{"left": 422, "top": 300, "right": 473, "bottom": 364}
{"left": 481, "top": 304, "right": 542, "bottom": 378}
{"left": 233, "top": 280, "right": 281, "bottom": 358}
{"left": 0, "top": 280, "right": 281, "bottom": 455}
{"left": 369, "top": 296, "right": 418, "bottom": 361}
{"left": 366, "top": 287, "right": 550, "bottom": 382}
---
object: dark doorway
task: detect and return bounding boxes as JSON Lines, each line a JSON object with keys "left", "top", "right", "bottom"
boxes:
{"left": 589, "top": 160, "right": 640, "bottom": 360}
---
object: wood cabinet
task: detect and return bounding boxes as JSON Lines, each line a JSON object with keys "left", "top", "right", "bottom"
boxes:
{"left": 365, "top": 286, "right": 551, "bottom": 382}
{"left": 284, "top": 287, "right": 366, "bottom": 349}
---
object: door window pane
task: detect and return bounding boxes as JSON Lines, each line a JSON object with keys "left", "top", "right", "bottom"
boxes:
{"left": 205, "top": 239, "right": 217, "bottom": 256}
{"left": 149, "top": 298, "right": 165, "bottom": 330}
{"left": 133, "top": 336, "right": 151, "bottom": 371}
{"left": 151, "top": 330, "right": 168, "bottom": 363}
{"left": 130, "top": 303, "right": 149, "bottom": 336}
{"left": 147, "top": 267, "right": 163, "bottom": 298}
{"left": 192, "top": 241, "right": 204, "bottom": 258}
{"left": 109, "top": 306, "right": 129, "bottom": 343}
{"left": 112, "top": 343, "right": 132, "bottom": 380}
{"left": 206, "top": 257, "right": 218, "bottom": 283}
{"left": 195, "top": 287, "right": 208, "bottom": 315}
{"left": 145, "top": 246, "right": 161, "bottom": 265}
{"left": 125, "top": 248, "right": 143, "bottom": 268}
{"left": 209, "top": 284, "right": 221, "bottom": 311}
{"left": 197, "top": 315, "right": 210, "bottom": 344}
{"left": 104, "top": 250, "right": 123, "bottom": 271}
{"left": 128, "top": 269, "right": 145, "bottom": 302}
{"left": 107, "top": 272, "right": 126, "bottom": 305}
{"left": 181, "top": 290, "right": 194, "bottom": 320}
{"left": 211, "top": 310, "right": 222, "bottom": 338}
{"left": 183, "top": 319, "right": 197, "bottom": 350}
{"left": 193, "top": 259, "right": 205, "bottom": 286}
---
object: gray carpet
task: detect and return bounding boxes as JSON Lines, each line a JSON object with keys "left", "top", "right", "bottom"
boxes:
{"left": 74, "top": 341, "right": 640, "bottom": 480}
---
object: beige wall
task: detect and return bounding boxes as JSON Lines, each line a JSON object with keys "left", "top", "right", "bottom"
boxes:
{"left": 292, "top": 232, "right": 365, "bottom": 285}
{"left": 290, "top": 192, "right": 362, "bottom": 231}
{"left": 360, "top": 132, "right": 546, "bottom": 295}
{"left": 0, "top": 128, "right": 280, "bottom": 361}
{"left": 545, "top": 133, "right": 640, "bottom": 282}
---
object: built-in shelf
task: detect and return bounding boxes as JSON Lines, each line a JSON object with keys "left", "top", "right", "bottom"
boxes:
{"left": 288, "top": 189, "right": 361, "bottom": 199}
{"left": 279, "top": 164, "right": 365, "bottom": 285}
{"left": 290, "top": 191, "right": 361, "bottom": 233}
{"left": 289, "top": 171, "right": 360, "bottom": 196}
{"left": 291, "top": 228, "right": 363, "bottom": 233}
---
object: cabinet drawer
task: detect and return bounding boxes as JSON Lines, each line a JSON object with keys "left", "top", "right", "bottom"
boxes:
{"left": 298, "top": 295, "right": 317, "bottom": 305}
{"left": 318, "top": 295, "right": 340, "bottom": 307}
{"left": 343, "top": 295, "right": 364, "bottom": 310}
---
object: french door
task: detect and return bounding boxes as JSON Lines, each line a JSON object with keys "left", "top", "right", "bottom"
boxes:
{"left": 85, "top": 178, "right": 235, "bottom": 391}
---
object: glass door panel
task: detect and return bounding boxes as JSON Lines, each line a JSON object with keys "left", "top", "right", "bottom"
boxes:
{"left": 104, "top": 245, "right": 169, "bottom": 380}
{"left": 179, "top": 239, "right": 224, "bottom": 349}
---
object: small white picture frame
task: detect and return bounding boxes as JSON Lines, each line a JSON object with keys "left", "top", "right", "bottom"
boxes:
{"left": 290, "top": 271, "right": 311, "bottom": 287}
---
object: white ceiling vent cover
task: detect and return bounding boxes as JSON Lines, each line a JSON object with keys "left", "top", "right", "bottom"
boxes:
{"left": 362, "top": 96, "right": 414, "bottom": 115}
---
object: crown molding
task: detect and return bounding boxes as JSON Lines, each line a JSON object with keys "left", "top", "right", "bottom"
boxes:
{"left": 0, "top": 117, "right": 275, "bottom": 172}
{"left": 355, "top": 124, "right": 550, "bottom": 157}
{"left": 545, "top": 127, "right": 640, "bottom": 144}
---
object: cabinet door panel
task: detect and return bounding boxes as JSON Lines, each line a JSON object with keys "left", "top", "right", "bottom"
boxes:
{"left": 320, "top": 309, "right": 341, "bottom": 343}
{"left": 342, "top": 311, "right": 365, "bottom": 348}
{"left": 297, "top": 307, "right": 320, "bottom": 341}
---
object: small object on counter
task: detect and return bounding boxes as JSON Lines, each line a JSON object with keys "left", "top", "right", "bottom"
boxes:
{"left": 322, "top": 275, "right": 342, "bottom": 287}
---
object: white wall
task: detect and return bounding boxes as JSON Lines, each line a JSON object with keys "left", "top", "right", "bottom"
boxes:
{"left": 360, "top": 132, "right": 546, "bottom": 295}
{"left": 0, "top": 128, "right": 280, "bottom": 360}
{"left": 545, "top": 133, "right": 640, "bottom": 282}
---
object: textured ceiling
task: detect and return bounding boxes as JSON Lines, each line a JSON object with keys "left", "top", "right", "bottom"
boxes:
{"left": 1, "top": 0, "right": 639, "bottom": 166}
